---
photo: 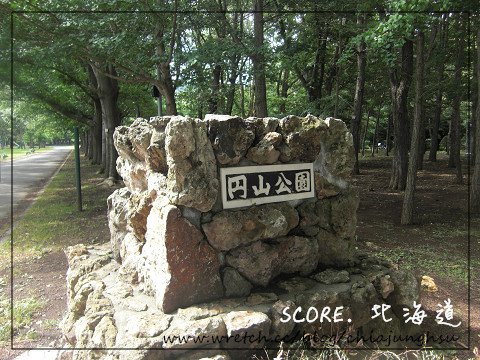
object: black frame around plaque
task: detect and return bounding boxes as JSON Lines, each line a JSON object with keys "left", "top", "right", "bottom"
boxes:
{"left": 220, "top": 163, "right": 315, "bottom": 209}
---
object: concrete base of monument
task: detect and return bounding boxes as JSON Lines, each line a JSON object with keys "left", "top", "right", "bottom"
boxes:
{"left": 59, "top": 243, "right": 421, "bottom": 360}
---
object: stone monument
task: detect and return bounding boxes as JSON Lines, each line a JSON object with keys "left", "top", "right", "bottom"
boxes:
{"left": 60, "top": 115, "right": 419, "bottom": 360}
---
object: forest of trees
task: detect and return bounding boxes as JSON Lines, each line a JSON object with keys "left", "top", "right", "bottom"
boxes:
{"left": 1, "top": 0, "right": 479, "bottom": 222}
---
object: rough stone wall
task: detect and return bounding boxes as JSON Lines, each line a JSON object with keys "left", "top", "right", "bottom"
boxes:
{"left": 59, "top": 244, "right": 419, "bottom": 359}
{"left": 61, "top": 115, "right": 421, "bottom": 358}
{"left": 108, "top": 114, "right": 358, "bottom": 314}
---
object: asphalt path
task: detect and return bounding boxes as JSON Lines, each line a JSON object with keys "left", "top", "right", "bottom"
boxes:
{"left": 0, "top": 146, "right": 72, "bottom": 230}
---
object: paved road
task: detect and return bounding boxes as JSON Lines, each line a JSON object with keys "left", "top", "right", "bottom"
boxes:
{"left": 0, "top": 146, "right": 72, "bottom": 227}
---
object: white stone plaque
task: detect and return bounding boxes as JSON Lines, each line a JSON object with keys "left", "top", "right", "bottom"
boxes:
{"left": 220, "top": 163, "right": 315, "bottom": 209}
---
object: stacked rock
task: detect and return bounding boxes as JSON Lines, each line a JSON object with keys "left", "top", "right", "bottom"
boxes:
{"left": 107, "top": 114, "right": 358, "bottom": 314}
{"left": 61, "top": 115, "right": 423, "bottom": 359}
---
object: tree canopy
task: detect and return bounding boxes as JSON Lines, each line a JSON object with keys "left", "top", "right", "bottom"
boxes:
{"left": 1, "top": 0, "right": 479, "bottom": 215}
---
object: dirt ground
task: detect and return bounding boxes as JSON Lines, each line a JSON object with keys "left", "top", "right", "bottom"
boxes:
{"left": 353, "top": 154, "right": 479, "bottom": 359}
{"left": 0, "top": 153, "right": 478, "bottom": 360}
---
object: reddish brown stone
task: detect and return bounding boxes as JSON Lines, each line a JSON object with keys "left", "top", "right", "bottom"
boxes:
{"left": 202, "top": 203, "right": 299, "bottom": 251}
{"left": 144, "top": 203, "right": 223, "bottom": 313}
{"left": 225, "top": 236, "right": 318, "bottom": 286}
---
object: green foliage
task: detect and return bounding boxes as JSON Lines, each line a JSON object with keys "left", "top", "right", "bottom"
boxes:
{"left": 0, "top": 110, "right": 9, "bottom": 148}
{"left": 0, "top": 1, "right": 473, "bottom": 148}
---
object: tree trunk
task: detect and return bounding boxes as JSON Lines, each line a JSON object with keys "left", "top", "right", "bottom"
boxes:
{"left": 87, "top": 130, "right": 94, "bottom": 160}
{"left": 449, "top": 21, "right": 464, "bottom": 184}
{"left": 83, "top": 132, "right": 87, "bottom": 156}
{"left": 240, "top": 81, "right": 245, "bottom": 118}
{"left": 386, "top": 112, "right": 392, "bottom": 156}
{"left": 471, "top": 29, "right": 478, "bottom": 165}
{"left": 389, "top": 39, "right": 414, "bottom": 190}
{"left": 325, "top": 42, "right": 341, "bottom": 97}
{"left": 91, "top": 98, "right": 103, "bottom": 165}
{"left": 448, "top": 120, "right": 456, "bottom": 167}
{"left": 430, "top": 79, "right": 444, "bottom": 162}
{"left": 334, "top": 66, "right": 341, "bottom": 118}
{"left": 361, "top": 110, "right": 371, "bottom": 157}
{"left": 402, "top": 31, "right": 425, "bottom": 225}
{"left": 157, "top": 69, "right": 176, "bottom": 115}
{"left": 333, "top": 36, "right": 344, "bottom": 119}
{"left": 417, "top": 120, "right": 426, "bottom": 170}
{"left": 248, "top": 80, "right": 255, "bottom": 117}
{"left": 297, "top": 24, "right": 328, "bottom": 108}
{"left": 87, "top": 64, "right": 104, "bottom": 166}
{"left": 100, "top": 118, "right": 106, "bottom": 174}
{"left": 471, "top": 87, "right": 477, "bottom": 165}
{"left": 277, "top": 11, "right": 324, "bottom": 111}
{"left": 279, "top": 68, "right": 289, "bottom": 114}
{"left": 471, "top": 27, "right": 480, "bottom": 212}
{"left": 307, "top": 26, "right": 327, "bottom": 108}
{"left": 224, "top": 12, "right": 243, "bottom": 115}
{"left": 429, "top": 16, "right": 448, "bottom": 162}
{"left": 351, "top": 15, "right": 367, "bottom": 175}
{"left": 208, "top": 64, "right": 222, "bottom": 114}
{"left": 92, "top": 63, "right": 121, "bottom": 180}
{"left": 225, "top": 57, "right": 240, "bottom": 115}
{"left": 371, "top": 109, "right": 380, "bottom": 157}
{"left": 155, "top": 20, "right": 177, "bottom": 115}
{"left": 82, "top": 131, "right": 88, "bottom": 156}
{"left": 81, "top": 131, "right": 86, "bottom": 155}
{"left": 252, "top": 0, "right": 267, "bottom": 117}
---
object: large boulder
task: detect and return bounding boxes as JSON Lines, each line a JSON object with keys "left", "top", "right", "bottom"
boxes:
{"left": 165, "top": 117, "right": 219, "bottom": 212}
{"left": 278, "top": 115, "right": 327, "bottom": 162}
{"left": 203, "top": 203, "right": 299, "bottom": 251}
{"left": 225, "top": 236, "right": 319, "bottom": 286}
{"left": 142, "top": 199, "right": 223, "bottom": 313}
{"left": 246, "top": 132, "right": 282, "bottom": 165}
{"left": 206, "top": 114, "right": 255, "bottom": 165}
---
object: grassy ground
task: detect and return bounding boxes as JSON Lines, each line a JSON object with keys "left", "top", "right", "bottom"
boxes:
{"left": 0, "top": 146, "right": 55, "bottom": 160}
{"left": 0, "top": 293, "right": 45, "bottom": 343}
{"left": 0, "top": 153, "right": 117, "bottom": 352}
{"left": 0, "top": 153, "right": 112, "bottom": 266}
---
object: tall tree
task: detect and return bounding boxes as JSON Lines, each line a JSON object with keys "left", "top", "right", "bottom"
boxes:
{"left": 252, "top": 0, "right": 267, "bottom": 117}
{"left": 86, "top": 64, "right": 103, "bottom": 166}
{"left": 371, "top": 107, "right": 380, "bottom": 157}
{"left": 389, "top": 38, "right": 414, "bottom": 190}
{"left": 416, "top": 23, "right": 438, "bottom": 170}
{"left": 402, "top": 30, "right": 425, "bottom": 225}
{"left": 277, "top": 68, "right": 290, "bottom": 114}
{"left": 361, "top": 110, "right": 371, "bottom": 157}
{"left": 351, "top": 15, "right": 367, "bottom": 175}
{"left": 471, "top": 27, "right": 480, "bottom": 213}
{"left": 91, "top": 63, "right": 121, "bottom": 180}
{"left": 429, "top": 15, "right": 448, "bottom": 162}
{"left": 448, "top": 19, "right": 464, "bottom": 184}
{"left": 154, "top": 6, "right": 178, "bottom": 116}
{"left": 224, "top": 11, "right": 244, "bottom": 115}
